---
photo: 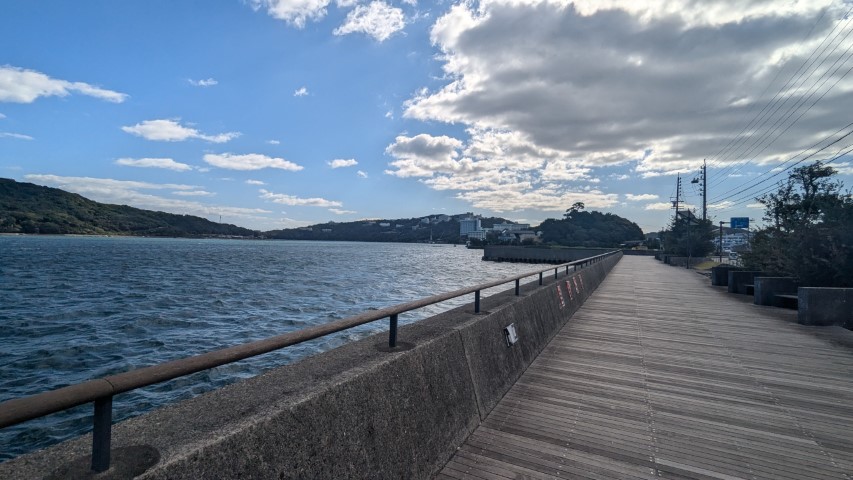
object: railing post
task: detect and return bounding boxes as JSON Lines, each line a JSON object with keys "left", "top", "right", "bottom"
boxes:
{"left": 388, "top": 314, "right": 398, "bottom": 348}
{"left": 565, "top": 265, "right": 569, "bottom": 275}
{"left": 474, "top": 290, "right": 481, "bottom": 313}
{"left": 554, "top": 268, "right": 558, "bottom": 279}
{"left": 515, "top": 279, "right": 520, "bottom": 296}
{"left": 539, "top": 272, "right": 543, "bottom": 285}
{"left": 91, "top": 396, "right": 113, "bottom": 472}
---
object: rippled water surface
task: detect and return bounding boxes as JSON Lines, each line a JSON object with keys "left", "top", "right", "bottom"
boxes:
{"left": 0, "top": 236, "right": 547, "bottom": 460}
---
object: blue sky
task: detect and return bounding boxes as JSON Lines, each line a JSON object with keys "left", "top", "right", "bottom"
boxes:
{"left": 2, "top": 0, "right": 852, "bottom": 232}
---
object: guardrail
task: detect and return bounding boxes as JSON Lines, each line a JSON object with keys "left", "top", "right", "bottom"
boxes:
{"left": 0, "top": 250, "right": 619, "bottom": 472}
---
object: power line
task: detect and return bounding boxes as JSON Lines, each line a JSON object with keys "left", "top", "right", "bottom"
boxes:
{"left": 715, "top": 57, "right": 853, "bottom": 207}
{"left": 711, "top": 124, "right": 853, "bottom": 205}
{"left": 712, "top": 140, "right": 853, "bottom": 215}
{"left": 712, "top": 28, "right": 853, "bottom": 186}
{"left": 706, "top": 6, "right": 834, "bottom": 170}
{"left": 708, "top": 6, "right": 853, "bottom": 183}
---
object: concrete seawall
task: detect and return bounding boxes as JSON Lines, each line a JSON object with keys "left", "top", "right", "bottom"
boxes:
{"left": 1, "top": 253, "right": 622, "bottom": 479}
{"left": 482, "top": 245, "right": 610, "bottom": 263}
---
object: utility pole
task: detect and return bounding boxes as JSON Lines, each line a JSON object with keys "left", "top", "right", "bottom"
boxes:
{"left": 691, "top": 159, "right": 707, "bottom": 221}
{"left": 671, "top": 175, "right": 689, "bottom": 267}
{"left": 671, "top": 174, "right": 682, "bottom": 220}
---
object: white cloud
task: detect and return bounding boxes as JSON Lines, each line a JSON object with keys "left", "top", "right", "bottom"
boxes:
{"left": 122, "top": 119, "right": 240, "bottom": 143}
{"left": 0, "top": 113, "right": 5, "bottom": 119}
{"left": 0, "top": 65, "right": 128, "bottom": 103}
{"left": 294, "top": 86, "right": 309, "bottom": 97}
{"left": 204, "top": 153, "right": 304, "bottom": 171}
{"left": 248, "top": 0, "right": 331, "bottom": 28}
{"left": 456, "top": 187, "right": 619, "bottom": 213}
{"left": 402, "top": 0, "right": 843, "bottom": 184}
{"left": 24, "top": 174, "right": 273, "bottom": 228}
{"left": 25, "top": 174, "right": 197, "bottom": 192}
{"left": 0, "top": 132, "right": 33, "bottom": 140}
{"left": 645, "top": 201, "right": 695, "bottom": 211}
{"left": 333, "top": 1, "right": 405, "bottom": 41}
{"left": 188, "top": 78, "right": 218, "bottom": 87}
{"left": 267, "top": 139, "right": 281, "bottom": 145}
{"left": 328, "top": 158, "right": 358, "bottom": 168}
{"left": 259, "top": 189, "right": 343, "bottom": 207}
{"left": 384, "top": 130, "right": 617, "bottom": 212}
{"left": 357, "top": 170, "right": 368, "bottom": 178}
{"left": 115, "top": 157, "right": 193, "bottom": 172}
{"left": 329, "top": 208, "right": 357, "bottom": 214}
{"left": 625, "top": 193, "right": 659, "bottom": 201}
{"left": 246, "top": 179, "right": 267, "bottom": 185}
{"left": 172, "top": 190, "right": 214, "bottom": 196}
{"left": 385, "top": 133, "right": 466, "bottom": 177}
{"left": 644, "top": 202, "right": 675, "bottom": 211}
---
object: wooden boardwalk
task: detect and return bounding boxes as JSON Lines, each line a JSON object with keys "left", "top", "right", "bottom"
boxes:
{"left": 437, "top": 256, "right": 853, "bottom": 480}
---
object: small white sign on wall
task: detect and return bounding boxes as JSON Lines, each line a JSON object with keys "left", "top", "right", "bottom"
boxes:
{"left": 504, "top": 323, "right": 519, "bottom": 347}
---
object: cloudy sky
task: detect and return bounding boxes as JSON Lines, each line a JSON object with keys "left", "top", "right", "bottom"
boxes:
{"left": 2, "top": 0, "right": 852, "bottom": 232}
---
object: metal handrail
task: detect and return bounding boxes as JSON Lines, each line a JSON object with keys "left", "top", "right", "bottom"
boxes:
{"left": 0, "top": 250, "right": 619, "bottom": 472}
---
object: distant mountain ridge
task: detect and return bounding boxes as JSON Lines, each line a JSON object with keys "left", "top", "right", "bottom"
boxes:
{"left": 1, "top": 178, "right": 644, "bottom": 247}
{"left": 0, "top": 178, "right": 258, "bottom": 237}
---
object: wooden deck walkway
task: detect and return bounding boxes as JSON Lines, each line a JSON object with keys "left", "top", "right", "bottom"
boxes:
{"left": 437, "top": 256, "right": 853, "bottom": 479}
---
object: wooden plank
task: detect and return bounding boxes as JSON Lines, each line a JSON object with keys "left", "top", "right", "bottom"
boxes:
{"left": 436, "top": 256, "right": 853, "bottom": 480}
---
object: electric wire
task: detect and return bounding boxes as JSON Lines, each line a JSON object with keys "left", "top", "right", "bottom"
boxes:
{"left": 706, "top": 6, "right": 834, "bottom": 170}
{"left": 712, "top": 140, "right": 853, "bottom": 215}
{"left": 709, "top": 9, "right": 853, "bottom": 187}
{"left": 710, "top": 27, "right": 853, "bottom": 188}
{"left": 708, "top": 59, "right": 853, "bottom": 205}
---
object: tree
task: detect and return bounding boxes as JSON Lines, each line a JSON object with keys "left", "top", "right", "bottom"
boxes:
{"left": 564, "top": 202, "right": 585, "bottom": 219}
{"left": 742, "top": 161, "right": 852, "bottom": 287}
{"left": 663, "top": 210, "right": 715, "bottom": 257}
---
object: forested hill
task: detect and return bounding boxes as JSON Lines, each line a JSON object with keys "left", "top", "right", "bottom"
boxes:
{"left": 266, "top": 216, "right": 511, "bottom": 244}
{"left": 0, "top": 178, "right": 258, "bottom": 237}
{"left": 538, "top": 210, "right": 644, "bottom": 247}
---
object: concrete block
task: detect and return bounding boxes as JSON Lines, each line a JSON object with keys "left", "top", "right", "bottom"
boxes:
{"left": 728, "top": 271, "right": 764, "bottom": 294}
{"left": 798, "top": 287, "right": 853, "bottom": 329}
{"left": 753, "top": 277, "right": 798, "bottom": 306}
{"left": 711, "top": 265, "right": 741, "bottom": 286}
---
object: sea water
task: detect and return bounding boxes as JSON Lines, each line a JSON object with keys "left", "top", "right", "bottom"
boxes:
{"left": 0, "top": 236, "right": 545, "bottom": 460}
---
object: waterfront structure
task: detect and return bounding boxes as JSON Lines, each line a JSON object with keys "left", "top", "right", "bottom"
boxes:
{"left": 467, "top": 230, "right": 487, "bottom": 240}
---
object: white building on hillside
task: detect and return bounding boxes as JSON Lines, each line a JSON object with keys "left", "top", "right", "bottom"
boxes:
{"left": 459, "top": 218, "right": 481, "bottom": 236}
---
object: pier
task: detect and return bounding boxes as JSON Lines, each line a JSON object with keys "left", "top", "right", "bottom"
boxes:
{"left": 438, "top": 256, "right": 853, "bottom": 479}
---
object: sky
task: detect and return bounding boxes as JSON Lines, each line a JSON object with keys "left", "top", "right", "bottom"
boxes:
{"left": 2, "top": 0, "right": 853, "bottom": 233}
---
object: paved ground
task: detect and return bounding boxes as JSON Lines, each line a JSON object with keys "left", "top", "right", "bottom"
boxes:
{"left": 437, "top": 256, "right": 853, "bottom": 479}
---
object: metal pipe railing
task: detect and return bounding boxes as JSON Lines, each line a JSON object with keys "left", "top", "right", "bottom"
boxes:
{"left": 0, "top": 250, "right": 619, "bottom": 472}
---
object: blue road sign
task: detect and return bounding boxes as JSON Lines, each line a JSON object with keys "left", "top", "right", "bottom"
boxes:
{"left": 731, "top": 217, "right": 749, "bottom": 229}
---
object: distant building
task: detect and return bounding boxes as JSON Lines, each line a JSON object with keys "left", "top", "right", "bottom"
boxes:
{"left": 435, "top": 215, "right": 450, "bottom": 223}
{"left": 321, "top": 228, "right": 332, "bottom": 233}
{"left": 493, "top": 222, "right": 530, "bottom": 231}
{"left": 379, "top": 222, "right": 391, "bottom": 227}
{"left": 420, "top": 217, "right": 430, "bottom": 224}
{"left": 467, "top": 230, "right": 487, "bottom": 240}
{"left": 459, "top": 218, "right": 481, "bottom": 236}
